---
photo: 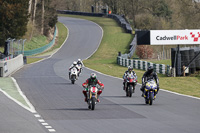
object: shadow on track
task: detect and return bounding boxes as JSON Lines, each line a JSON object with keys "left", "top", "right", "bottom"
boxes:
{"left": 99, "top": 103, "right": 147, "bottom": 106}
{"left": 48, "top": 108, "right": 89, "bottom": 111}
{"left": 102, "top": 96, "right": 127, "bottom": 98}
{"left": 51, "top": 82, "right": 75, "bottom": 85}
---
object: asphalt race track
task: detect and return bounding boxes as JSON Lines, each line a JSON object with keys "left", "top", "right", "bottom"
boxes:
{"left": 12, "top": 17, "right": 200, "bottom": 133}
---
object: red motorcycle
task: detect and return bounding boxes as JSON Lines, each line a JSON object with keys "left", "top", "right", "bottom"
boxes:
{"left": 124, "top": 74, "right": 137, "bottom": 97}
{"left": 87, "top": 85, "right": 98, "bottom": 110}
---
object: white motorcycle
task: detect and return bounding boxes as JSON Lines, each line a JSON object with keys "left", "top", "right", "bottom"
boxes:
{"left": 69, "top": 67, "right": 78, "bottom": 84}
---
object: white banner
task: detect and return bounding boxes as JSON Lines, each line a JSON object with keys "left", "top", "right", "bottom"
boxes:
{"left": 150, "top": 30, "right": 200, "bottom": 45}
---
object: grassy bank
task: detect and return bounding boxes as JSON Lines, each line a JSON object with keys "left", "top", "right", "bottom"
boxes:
{"left": 60, "top": 14, "right": 200, "bottom": 98}
{"left": 27, "top": 22, "right": 68, "bottom": 64}
{"left": 142, "top": 59, "right": 171, "bottom": 66}
{"left": 24, "top": 35, "right": 49, "bottom": 50}
{"left": 0, "top": 21, "right": 68, "bottom": 109}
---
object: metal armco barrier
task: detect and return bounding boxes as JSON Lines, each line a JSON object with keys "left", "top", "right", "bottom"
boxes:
{"left": 117, "top": 56, "right": 171, "bottom": 75}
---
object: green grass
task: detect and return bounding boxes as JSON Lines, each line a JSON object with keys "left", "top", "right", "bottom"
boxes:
{"left": 0, "top": 21, "right": 68, "bottom": 110}
{"left": 0, "top": 47, "right": 4, "bottom": 53}
{"left": 0, "top": 78, "right": 29, "bottom": 107}
{"left": 27, "top": 58, "right": 43, "bottom": 64}
{"left": 59, "top": 14, "right": 132, "bottom": 67}
{"left": 24, "top": 35, "right": 49, "bottom": 50}
{"left": 26, "top": 22, "right": 68, "bottom": 64}
{"left": 60, "top": 14, "right": 200, "bottom": 98}
{"left": 142, "top": 59, "right": 171, "bottom": 66}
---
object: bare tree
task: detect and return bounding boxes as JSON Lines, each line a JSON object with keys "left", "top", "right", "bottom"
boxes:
{"left": 30, "top": 0, "right": 37, "bottom": 40}
{"left": 28, "top": 0, "right": 32, "bottom": 15}
{"left": 41, "top": 0, "right": 44, "bottom": 35}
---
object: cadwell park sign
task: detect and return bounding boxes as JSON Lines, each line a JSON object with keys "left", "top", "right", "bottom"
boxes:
{"left": 135, "top": 29, "right": 200, "bottom": 77}
{"left": 136, "top": 29, "right": 200, "bottom": 45}
{"left": 150, "top": 30, "right": 200, "bottom": 45}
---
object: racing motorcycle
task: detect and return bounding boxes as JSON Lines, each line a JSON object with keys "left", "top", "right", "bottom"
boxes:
{"left": 143, "top": 79, "right": 158, "bottom": 105}
{"left": 69, "top": 67, "right": 78, "bottom": 84}
{"left": 124, "top": 74, "right": 137, "bottom": 97}
{"left": 87, "top": 85, "right": 99, "bottom": 110}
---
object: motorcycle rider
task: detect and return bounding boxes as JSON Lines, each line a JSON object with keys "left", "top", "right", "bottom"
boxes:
{"left": 77, "top": 59, "right": 83, "bottom": 67}
{"left": 77, "top": 59, "right": 83, "bottom": 75}
{"left": 82, "top": 73, "right": 104, "bottom": 102}
{"left": 69, "top": 61, "right": 79, "bottom": 79}
{"left": 140, "top": 66, "right": 159, "bottom": 97}
{"left": 123, "top": 66, "right": 137, "bottom": 91}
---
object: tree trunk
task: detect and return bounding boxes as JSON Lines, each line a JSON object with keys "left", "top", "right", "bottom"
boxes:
{"left": 41, "top": 0, "right": 45, "bottom": 35}
{"left": 30, "top": 0, "right": 37, "bottom": 40}
{"left": 28, "top": 0, "right": 32, "bottom": 16}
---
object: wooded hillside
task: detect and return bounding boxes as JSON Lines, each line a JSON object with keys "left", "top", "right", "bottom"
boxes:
{"left": 0, "top": 0, "right": 57, "bottom": 46}
{"left": 54, "top": 0, "right": 200, "bottom": 30}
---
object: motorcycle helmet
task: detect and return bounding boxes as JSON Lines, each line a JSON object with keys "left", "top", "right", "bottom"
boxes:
{"left": 128, "top": 66, "right": 133, "bottom": 72}
{"left": 73, "top": 61, "right": 77, "bottom": 65}
{"left": 78, "top": 59, "right": 81, "bottom": 62}
{"left": 90, "top": 73, "right": 96, "bottom": 80}
{"left": 147, "top": 66, "right": 154, "bottom": 74}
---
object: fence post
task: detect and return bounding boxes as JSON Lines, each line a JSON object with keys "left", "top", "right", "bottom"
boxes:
{"left": 135, "top": 60, "right": 138, "bottom": 69}
{"left": 129, "top": 59, "right": 132, "bottom": 67}
{"left": 166, "top": 65, "right": 170, "bottom": 76}
{"left": 117, "top": 56, "right": 119, "bottom": 64}
{"left": 119, "top": 57, "right": 122, "bottom": 65}
{"left": 159, "top": 64, "right": 163, "bottom": 74}
{"left": 138, "top": 60, "right": 141, "bottom": 69}
{"left": 22, "top": 39, "right": 26, "bottom": 55}
{"left": 122, "top": 58, "right": 126, "bottom": 66}
{"left": 133, "top": 60, "right": 136, "bottom": 68}
{"left": 153, "top": 63, "right": 156, "bottom": 72}
{"left": 125, "top": 59, "right": 127, "bottom": 67}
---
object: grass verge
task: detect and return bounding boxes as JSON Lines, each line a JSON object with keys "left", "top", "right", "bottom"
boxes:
{"left": 142, "top": 59, "right": 171, "bottom": 66}
{"left": 24, "top": 35, "right": 49, "bottom": 50}
{"left": 0, "top": 21, "right": 68, "bottom": 109}
{"left": 26, "top": 21, "right": 68, "bottom": 64}
{"left": 0, "top": 78, "right": 29, "bottom": 107}
{"left": 60, "top": 14, "right": 200, "bottom": 98}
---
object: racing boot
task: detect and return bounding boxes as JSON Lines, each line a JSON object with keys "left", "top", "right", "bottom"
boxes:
{"left": 97, "top": 90, "right": 102, "bottom": 102}
{"left": 123, "top": 85, "right": 125, "bottom": 90}
{"left": 83, "top": 90, "right": 88, "bottom": 102}
{"left": 140, "top": 86, "right": 145, "bottom": 97}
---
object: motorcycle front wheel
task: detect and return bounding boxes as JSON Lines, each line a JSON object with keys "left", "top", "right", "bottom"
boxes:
{"left": 91, "top": 97, "right": 96, "bottom": 110}
{"left": 88, "top": 103, "right": 91, "bottom": 109}
{"left": 128, "top": 85, "right": 133, "bottom": 97}
{"left": 149, "top": 92, "right": 154, "bottom": 105}
{"left": 71, "top": 75, "right": 76, "bottom": 84}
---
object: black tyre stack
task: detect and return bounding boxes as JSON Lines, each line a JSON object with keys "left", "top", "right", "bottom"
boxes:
{"left": 171, "top": 47, "right": 200, "bottom": 76}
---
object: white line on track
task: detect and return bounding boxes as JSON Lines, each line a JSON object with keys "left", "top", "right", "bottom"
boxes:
{"left": 4, "top": 17, "right": 199, "bottom": 133}
{"left": 38, "top": 119, "right": 45, "bottom": 122}
{"left": 34, "top": 114, "right": 41, "bottom": 117}
{"left": 48, "top": 129, "right": 56, "bottom": 132}
{"left": 6, "top": 25, "right": 70, "bottom": 133}
{"left": 41, "top": 123, "right": 49, "bottom": 126}
{"left": 45, "top": 126, "right": 52, "bottom": 129}
{"left": 34, "top": 113, "right": 56, "bottom": 132}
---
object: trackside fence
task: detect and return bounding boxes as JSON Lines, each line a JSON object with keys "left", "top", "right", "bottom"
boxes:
{"left": 15, "top": 26, "right": 57, "bottom": 56}
{"left": 117, "top": 56, "right": 171, "bottom": 75}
